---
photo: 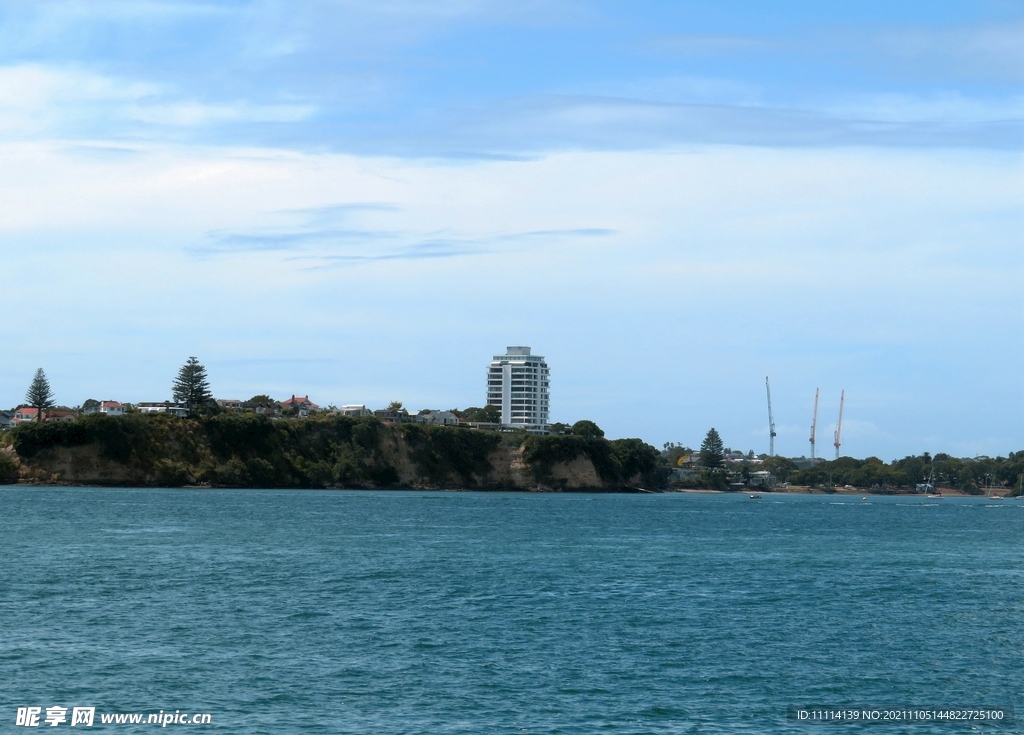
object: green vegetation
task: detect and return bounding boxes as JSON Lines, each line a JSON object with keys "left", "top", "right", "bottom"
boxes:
{"left": 570, "top": 420, "right": 604, "bottom": 439}
{"left": 172, "top": 356, "right": 212, "bottom": 415}
{"left": 6, "top": 412, "right": 667, "bottom": 490}
{"left": 789, "top": 453, "right": 1024, "bottom": 494}
{"left": 25, "top": 368, "right": 55, "bottom": 421}
{"left": 400, "top": 423, "right": 502, "bottom": 485}
{"left": 456, "top": 405, "right": 501, "bottom": 423}
{"left": 0, "top": 453, "right": 19, "bottom": 483}
{"left": 522, "top": 422, "right": 666, "bottom": 489}
{"left": 12, "top": 412, "right": 397, "bottom": 488}
{"left": 699, "top": 428, "right": 724, "bottom": 468}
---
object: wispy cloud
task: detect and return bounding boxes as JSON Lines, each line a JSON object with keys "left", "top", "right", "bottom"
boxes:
{"left": 200, "top": 228, "right": 400, "bottom": 254}
{"left": 205, "top": 225, "right": 616, "bottom": 266}
{"left": 412, "top": 94, "right": 1024, "bottom": 154}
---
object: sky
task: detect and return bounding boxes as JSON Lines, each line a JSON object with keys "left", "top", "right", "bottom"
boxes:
{"left": 0, "top": 0, "right": 1021, "bottom": 460}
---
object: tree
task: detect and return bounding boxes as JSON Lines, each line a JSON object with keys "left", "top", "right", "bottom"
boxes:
{"left": 25, "top": 368, "right": 55, "bottom": 421}
{"left": 761, "top": 455, "right": 798, "bottom": 482}
{"left": 458, "top": 405, "right": 501, "bottom": 424}
{"left": 570, "top": 420, "right": 604, "bottom": 439}
{"left": 172, "top": 357, "right": 212, "bottom": 414}
{"left": 699, "top": 428, "right": 724, "bottom": 468}
{"left": 248, "top": 394, "right": 273, "bottom": 404}
{"left": 387, "top": 401, "right": 403, "bottom": 412}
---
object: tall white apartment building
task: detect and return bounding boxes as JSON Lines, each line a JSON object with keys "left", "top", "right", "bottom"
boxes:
{"left": 486, "top": 346, "right": 550, "bottom": 432}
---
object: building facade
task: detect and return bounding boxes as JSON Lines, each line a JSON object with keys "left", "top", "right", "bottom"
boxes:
{"left": 486, "top": 346, "right": 550, "bottom": 432}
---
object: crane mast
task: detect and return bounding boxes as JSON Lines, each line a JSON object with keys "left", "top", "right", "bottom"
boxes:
{"left": 766, "top": 376, "right": 777, "bottom": 457}
{"left": 809, "top": 388, "right": 819, "bottom": 460}
{"left": 833, "top": 390, "right": 844, "bottom": 460}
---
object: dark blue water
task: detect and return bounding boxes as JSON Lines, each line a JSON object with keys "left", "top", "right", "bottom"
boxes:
{"left": 2, "top": 489, "right": 1022, "bottom": 733}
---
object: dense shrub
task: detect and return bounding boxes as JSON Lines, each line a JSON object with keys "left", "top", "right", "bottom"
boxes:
{"left": 609, "top": 438, "right": 668, "bottom": 487}
{"left": 0, "top": 453, "right": 19, "bottom": 483}
{"left": 154, "top": 459, "right": 190, "bottom": 487}
{"left": 206, "top": 413, "right": 279, "bottom": 459}
{"left": 12, "top": 413, "right": 149, "bottom": 461}
{"left": 523, "top": 434, "right": 665, "bottom": 487}
{"left": 400, "top": 424, "right": 501, "bottom": 485}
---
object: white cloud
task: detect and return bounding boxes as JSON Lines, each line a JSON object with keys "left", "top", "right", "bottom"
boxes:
{"left": 0, "top": 64, "right": 156, "bottom": 133}
{"left": 0, "top": 64, "right": 315, "bottom": 137}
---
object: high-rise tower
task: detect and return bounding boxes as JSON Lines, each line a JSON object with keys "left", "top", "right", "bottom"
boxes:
{"left": 486, "top": 346, "right": 550, "bottom": 432}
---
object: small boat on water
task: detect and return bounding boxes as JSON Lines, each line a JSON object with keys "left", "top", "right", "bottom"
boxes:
{"left": 749, "top": 494, "right": 761, "bottom": 499}
{"left": 919, "top": 473, "right": 942, "bottom": 498}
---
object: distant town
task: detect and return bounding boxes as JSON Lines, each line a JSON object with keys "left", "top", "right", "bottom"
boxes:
{"left": 2, "top": 346, "right": 549, "bottom": 433}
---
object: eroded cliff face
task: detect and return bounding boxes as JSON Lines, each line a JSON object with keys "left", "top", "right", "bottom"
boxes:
{"left": 17, "top": 430, "right": 613, "bottom": 490}
{"left": 16, "top": 444, "right": 144, "bottom": 485}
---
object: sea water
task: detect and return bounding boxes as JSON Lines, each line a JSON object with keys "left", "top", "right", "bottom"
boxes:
{"left": 1, "top": 489, "right": 1022, "bottom": 733}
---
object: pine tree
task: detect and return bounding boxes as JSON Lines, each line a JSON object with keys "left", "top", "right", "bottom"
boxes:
{"left": 25, "top": 368, "right": 55, "bottom": 422}
{"left": 172, "top": 357, "right": 212, "bottom": 414}
{"left": 699, "top": 428, "right": 725, "bottom": 468}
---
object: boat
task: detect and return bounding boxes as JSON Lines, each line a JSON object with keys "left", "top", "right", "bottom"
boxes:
{"left": 919, "top": 467, "right": 942, "bottom": 498}
{"left": 749, "top": 494, "right": 761, "bottom": 499}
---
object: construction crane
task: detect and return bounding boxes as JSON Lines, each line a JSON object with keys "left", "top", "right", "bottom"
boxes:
{"left": 809, "top": 388, "right": 819, "bottom": 460}
{"left": 766, "top": 376, "right": 777, "bottom": 457}
{"left": 833, "top": 390, "right": 845, "bottom": 460}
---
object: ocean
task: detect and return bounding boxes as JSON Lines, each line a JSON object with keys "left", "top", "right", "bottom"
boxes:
{"left": 2, "top": 489, "right": 1021, "bottom": 733}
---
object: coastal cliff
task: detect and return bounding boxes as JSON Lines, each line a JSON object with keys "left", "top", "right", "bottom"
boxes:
{"left": 3, "top": 413, "right": 666, "bottom": 491}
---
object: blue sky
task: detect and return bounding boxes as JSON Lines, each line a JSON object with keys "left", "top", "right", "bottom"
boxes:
{"left": 0, "top": 0, "right": 1021, "bottom": 459}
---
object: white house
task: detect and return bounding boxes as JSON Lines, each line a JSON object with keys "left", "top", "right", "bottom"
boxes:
{"left": 339, "top": 404, "right": 372, "bottom": 417}
{"left": 136, "top": 402, "right": 189, "bottom": 417}
{"left": 83, "top": 401, "right": 126, "bottom": 416}
{"left": 414, "top": 410, "right": 459, "bottom": 426}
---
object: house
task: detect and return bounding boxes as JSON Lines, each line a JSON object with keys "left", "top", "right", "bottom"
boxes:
{"left": 83, "top": 401, "right": 126, "bottom": 416}
{"left": 670, "top": 468, "right": 698, "bottom": 481}
{"left": 241, "top": 400, "right": 281, "bottom": 417}
{"left": 339, "top": 404, "right": 372, "bottom": 417}
{"left": 279, "top": 395, "right": 319, "bottom": 418}
{"left": 45, "top": 409, "right": 78, "bottom": 423}
{"left": 414, "top": 410, "right": 459, "bottom": 426}
{"left": 374, "top": 407, "right": 410, "bottom": 424}
{"left": 0, "top": 411, "right": 13, "bottom": 430}
{"left": 136, "top": 402, "right": 189, "bottom": 417}
{"left": 749, "top": 470, "right": 776, "bottom": 488}
{"left": 216, "top": 399, "right": 243, "bottom": 411}
{"left": 13, "top": 407, "right": 39, "bottom": 424}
